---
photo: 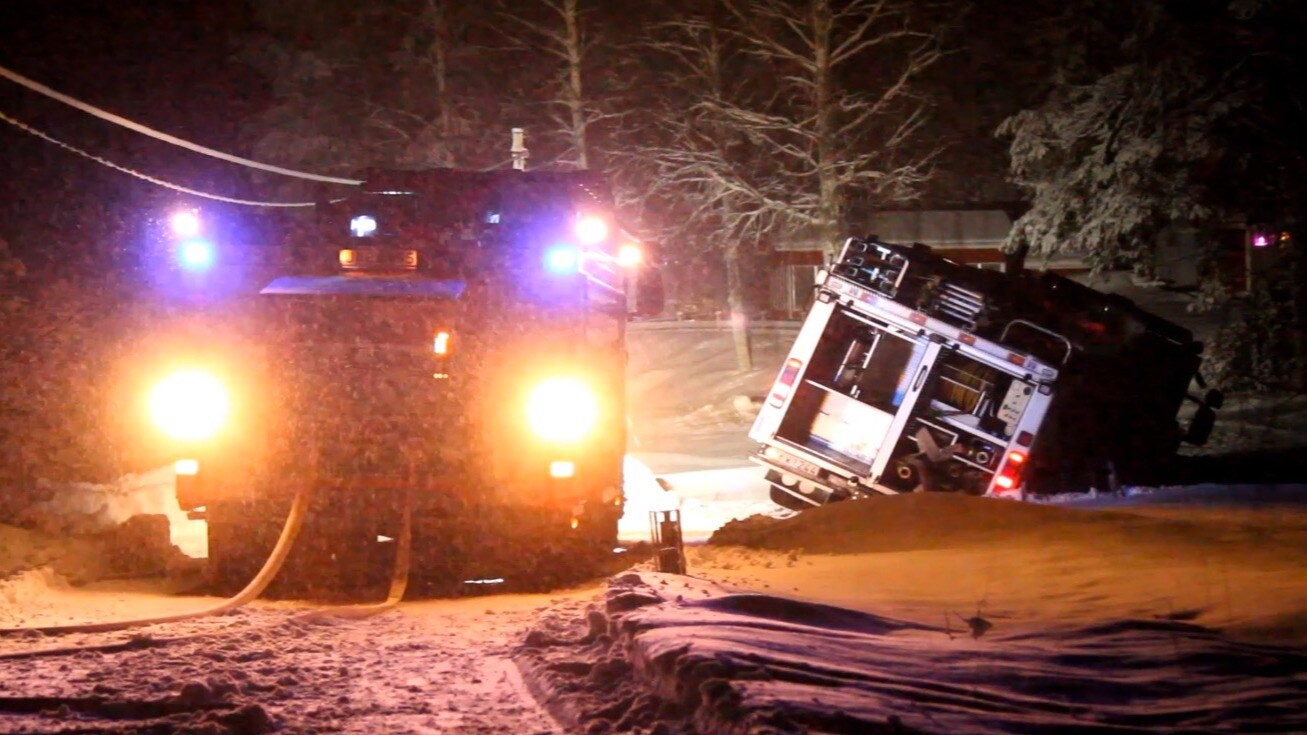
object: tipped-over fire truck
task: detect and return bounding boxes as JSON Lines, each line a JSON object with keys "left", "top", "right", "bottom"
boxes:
{"left": 144, "top": 169, "right": 656, "bottom": 591}
{"left": 751, "top": 237, "right": 1222, "bottom": 508}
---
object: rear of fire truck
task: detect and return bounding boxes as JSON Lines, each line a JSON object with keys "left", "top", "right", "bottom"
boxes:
{"left": 145, "top": 169, "right": 648, "bottom": 592}
{"left": 751, "top": 237, "right": 1221, "bottom": 509}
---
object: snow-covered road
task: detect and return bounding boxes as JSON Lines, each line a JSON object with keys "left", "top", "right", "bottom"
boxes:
{"left": 1, "top": 590, "right": 580, "bottom": 734}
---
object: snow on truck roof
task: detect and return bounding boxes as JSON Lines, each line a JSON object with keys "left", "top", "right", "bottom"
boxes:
{"left": 259, "top": 276, "right": 467, "bottom": 299}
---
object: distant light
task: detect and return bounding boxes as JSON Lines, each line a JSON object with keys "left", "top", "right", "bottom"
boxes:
{"left": 350, "top": 215, "right": 377, "bottom": 237}
{"left": 174, "top": 459, "right": 199, "bottom": 476}
{"left": 545, "top": 245, "right": 579, "bottom": 273}
{"left": 575, "top": 216, "right": 609, "bottom": 245}
{"left": 178, "top": 239, "right": 214, "bottom": 270}
{"left": 463, "top": 578, "right": 505, "bottom": 585}
{"left": 618, "top": 243, "right": 642, "bottom": 268}
{"left": 433, "top": 331, "right": 451, "bottom": 355}
{"left": 171, "top": 210, "right": 200, "bottom": 237}
{"left": 1253, "top": 233, "right": 1270, "bottom": 248}
{"left": 549, "top": 460, "right": 576, "bottom": 478}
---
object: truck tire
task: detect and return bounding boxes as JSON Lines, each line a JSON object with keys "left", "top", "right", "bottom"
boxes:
{"left": 205, "top": 500, "right": 281, "bottom": 595}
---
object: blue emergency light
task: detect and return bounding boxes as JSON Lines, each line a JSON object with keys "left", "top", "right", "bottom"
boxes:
{"left": 545, "top": 245, "right": 579, "bottom": 274}
{"left": 178, "top": 239, "right": 215, "bottom": 270}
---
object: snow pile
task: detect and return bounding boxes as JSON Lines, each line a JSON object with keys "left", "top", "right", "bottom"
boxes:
{"left": 0, "top": 524, "right": 121, "bottom": 587}
{"left": 8, "top": 465, "right": 207, "bottom": 559}
{"left": 522, "top": 571, "right": 1307, "bottom": 734}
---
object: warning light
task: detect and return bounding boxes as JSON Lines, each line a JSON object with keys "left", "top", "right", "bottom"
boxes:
{"left": 1007, "top": 450, "right": 1026, "bottom": 465}
{"left": 178, "top": 240, "right": 214, "bottom": 270}
{"left": 618, "top": 243, "right": 642, "bottom": 268}
{"left": 994, "top": 473, "right": 1016, "bottom": 490}
{"left": 350, "top": 215, "right": 377, "bottom": 237}
{"left": 170, "top": 210, "right": 200, "bottom": 237}
{"left": 545, "top": 245, "right": 579, "bottom": 274}
{"left": 575, "top": 216, "right": 609, "bottom": 245}
{"left": 433, "top": 331, "right": 451, "bottom": 355}
{"left": 768, "top": 358, "right": 804, "bottom": 407}
{"left": 339, "top": 249, "right": 356, "bottom": 267}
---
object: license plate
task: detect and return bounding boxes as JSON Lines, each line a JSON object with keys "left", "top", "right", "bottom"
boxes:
{"left": 769, "top": 448, "right": 821, "bottom": 478}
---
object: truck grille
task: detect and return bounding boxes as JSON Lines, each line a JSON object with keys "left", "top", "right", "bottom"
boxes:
{"left": 270, "top": 342, "right": 463, "bottom": 479}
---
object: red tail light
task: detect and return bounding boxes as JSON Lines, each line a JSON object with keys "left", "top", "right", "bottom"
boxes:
{"left": 768, "top": 358, "right": 804, "bottom": 407}
{"left": 994, "top": 450, "right": 1027, "bottom": 492}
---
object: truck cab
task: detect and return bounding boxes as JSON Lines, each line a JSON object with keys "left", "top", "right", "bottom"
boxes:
{"left": 152, "top": 169, "right": 649, "bottom": 591}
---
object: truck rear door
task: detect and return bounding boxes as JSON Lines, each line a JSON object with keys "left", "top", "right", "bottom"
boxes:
{"left": 752, "top": 302, "right": 940, "bottom": 479}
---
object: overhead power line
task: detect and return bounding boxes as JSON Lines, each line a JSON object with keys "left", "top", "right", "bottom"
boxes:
{"left": 0, "top": 108, "right": 326, "bottom": 207}
{"left": 0, "top": 62, "right": 363, "bottom": 186}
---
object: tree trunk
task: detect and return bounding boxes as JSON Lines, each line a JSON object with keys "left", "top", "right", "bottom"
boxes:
{"left": 811, "top": 0, "right": 842, "bottom": 257}
{"left": 427, "top": 0, "right": 454, "bottom": 167}
{"left": 564, "top": 0, "right": 588, "bottom": 168}
{"left": 725, "top": 242, "right": 753, "bottom": 372}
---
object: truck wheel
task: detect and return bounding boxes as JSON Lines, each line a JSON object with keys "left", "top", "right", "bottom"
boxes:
{"left": 205, "top": 501, "right": 280, "bottom": 595}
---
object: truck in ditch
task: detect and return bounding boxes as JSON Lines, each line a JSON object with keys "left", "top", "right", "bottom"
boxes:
{"left": 143, "top": 169, "right": 657, "bottom": 592}
{"left": 750, "top": 237, "right": 1221, "bottom": 508}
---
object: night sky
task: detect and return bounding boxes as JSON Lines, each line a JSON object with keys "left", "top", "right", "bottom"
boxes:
{"left": 0, "top": 0, "right": 271, "bottom": 271}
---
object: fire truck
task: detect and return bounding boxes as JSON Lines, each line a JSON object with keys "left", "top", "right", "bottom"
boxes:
{"left": 145, "top": 169, "right": 656, "bottom": 592}
{"left": 750, "top": 237, "right": 1221, "bottom": 508}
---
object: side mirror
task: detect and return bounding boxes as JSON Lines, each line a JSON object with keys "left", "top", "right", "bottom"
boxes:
{"left": 631, "top": 265, "right": 666, "bottom": 318}
{"left": 1184, "top": 405, "right": 1216, "bottom": 445}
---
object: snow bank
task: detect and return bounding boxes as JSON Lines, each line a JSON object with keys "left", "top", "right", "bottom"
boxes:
{"left": 9, "top": 465, "right": 206, "bottom": 559}
{"left": 521, "top": 571, "right": 1307, "bottom": 734}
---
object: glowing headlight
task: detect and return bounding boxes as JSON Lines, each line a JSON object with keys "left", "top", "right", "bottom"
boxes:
{"left": 574, "top": 216, "right": 609, "bottom": 245}
{"left": 526, "top": 378, "right": 598, "bottom": 443}
{"left": 149, "top": 370, "right": 230, "bottom": 441}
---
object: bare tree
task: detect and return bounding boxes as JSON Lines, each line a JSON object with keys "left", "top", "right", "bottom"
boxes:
{"left": 724, "top": 0, "right": 943, "bottom": 253}
{"left": 637, "top": 13, "right": 774, "bottom": 370}
{"left": 501, "top": 0, "right": 602, "bottom": 169}
{"left": 636, "top": 0, "right": 941, "bottom": 369}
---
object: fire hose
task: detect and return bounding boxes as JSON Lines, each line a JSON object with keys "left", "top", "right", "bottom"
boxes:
{"left": 0, "top": 485, "right": 413, "bottom": 645}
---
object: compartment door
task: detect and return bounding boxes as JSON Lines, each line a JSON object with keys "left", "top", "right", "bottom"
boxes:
{"left": 869, "top": 339, "right": 943, "bottom": 481}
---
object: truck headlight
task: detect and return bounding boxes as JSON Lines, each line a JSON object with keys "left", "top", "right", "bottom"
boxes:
{"left": 149, "top": 369, "right": 230, "bottom": 441}
{"left": 526, "top": 377, "right": 598, "bottom": 443}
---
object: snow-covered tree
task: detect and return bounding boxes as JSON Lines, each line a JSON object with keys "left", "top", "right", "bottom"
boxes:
{"left": 999, "top": 0, "right": 1306, "bottom": 389}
